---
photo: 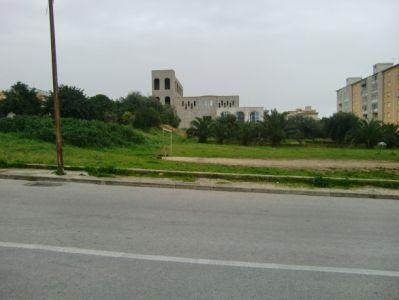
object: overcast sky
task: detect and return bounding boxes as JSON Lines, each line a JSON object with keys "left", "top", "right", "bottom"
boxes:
{"left": 1, "top": 0, "right": 398, "bottom": 117}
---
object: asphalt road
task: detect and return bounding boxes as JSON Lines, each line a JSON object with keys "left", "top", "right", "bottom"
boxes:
{"left": 0, "top": 179, "right": 398, "bottom": 299}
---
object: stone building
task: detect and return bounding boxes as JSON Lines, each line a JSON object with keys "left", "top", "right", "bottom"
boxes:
{"left": 337, "top": 63, "right": 399, "bottom": 123}
{"left": 151, "top": 69, "right": 265, "bottom": 128}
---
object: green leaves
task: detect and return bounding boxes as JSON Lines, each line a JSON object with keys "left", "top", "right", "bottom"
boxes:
{"left": 0, "top": 116, "right": 144, "bottom": 148}
{"left": 187, "top": 116, "right": 212, "bottom": 143}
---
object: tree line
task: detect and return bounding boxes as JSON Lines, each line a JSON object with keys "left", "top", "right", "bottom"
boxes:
{"left": 1, "top": 82, "right": 398, "bottom": 148}
{"left": 188, "top": 110, "right": 399, "bottom": 148}
{"left": 0, "top": 82, "right": 180, "bottom": 129}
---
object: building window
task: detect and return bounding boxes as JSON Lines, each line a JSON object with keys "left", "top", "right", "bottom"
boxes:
{"left": 236, "top": 111, "right": 245, "bottom": 122}
{"left": 250, "top": 111, "right": 260, "bottom": 122}
{"left": 182, "top": 101, "right": 184, "bottom": 107}
{"left": 165, "top": 96, "right": 171, "bottom": 105}
{"left": 165, "top": 78, "right": 170, "bottom": 90}
{"left": 221, "top": 111, "right": 229, "bottom": 118}
{"left": 154, "top": 78, "right": 160, "bottom": 90}
{"left": 194, "top": 101, "right": 196, "bottom": 107}
{"left": 156, "top": 97, "right": 160, "bottom": 101}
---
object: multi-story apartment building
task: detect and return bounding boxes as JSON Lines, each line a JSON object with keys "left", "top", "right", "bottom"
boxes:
{"left": 337, "top": 63, "right": 399, "bottom": 123}
{"left": 151, "top": 69, "right": 264, "bottom": 128}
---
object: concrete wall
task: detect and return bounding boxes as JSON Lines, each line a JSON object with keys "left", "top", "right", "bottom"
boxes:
{"left": 176, "top": 95, "right": 239, "bottom": 128}
{"left": 351, "top": 81, "right": 362, "bottom": 117}
{"left": 373, "top": 63, "right": 394, "bottom": 74}
{"left": 337, "top": 86, "right": 352, "bottom": 113}
{"left": 359, "top": 73, "right": 383, "bottom": 121}
{"left": 383, "top": 65, "right": 399, "bottom": 124}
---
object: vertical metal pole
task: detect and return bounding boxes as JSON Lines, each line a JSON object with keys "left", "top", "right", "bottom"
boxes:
{"left": 48, "top": 0, "right": 64, "bottom": 174}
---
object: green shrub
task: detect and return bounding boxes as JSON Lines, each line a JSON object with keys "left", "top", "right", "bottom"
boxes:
{"left": 313, "top": 176, "right": 330, "bottom": 187}
{"left": 0, "top": 116, "right": 145, "bottom": 148}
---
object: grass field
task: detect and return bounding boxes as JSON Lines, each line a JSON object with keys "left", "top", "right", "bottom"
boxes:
{"left": 1, "top": 132, "right": 398, "bottom": 182}
{"left": 172, "top": 142, "right": 399, "bottom": 161}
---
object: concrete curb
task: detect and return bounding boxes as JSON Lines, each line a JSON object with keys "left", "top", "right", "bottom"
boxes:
{"left": 18, "top": 164, "right": 399, "bottom": 188}
{"left": 0, "top": 172, "right": 398, "bottom": 200}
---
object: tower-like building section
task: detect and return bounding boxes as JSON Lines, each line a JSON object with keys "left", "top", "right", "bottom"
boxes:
{"left": 151, "top": 70, "right": 183, "bottom": 106}
{"left": 151, "top": 69, "right": 240, "bottom": 128}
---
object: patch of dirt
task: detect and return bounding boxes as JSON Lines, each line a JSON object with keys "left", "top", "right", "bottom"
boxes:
{"left": 163, "top": 156, "right": 399, "bottom": 171}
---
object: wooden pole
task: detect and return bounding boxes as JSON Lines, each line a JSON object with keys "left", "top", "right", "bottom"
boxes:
{"left": 48, "top": 0, "right": 64, "bottom": 174}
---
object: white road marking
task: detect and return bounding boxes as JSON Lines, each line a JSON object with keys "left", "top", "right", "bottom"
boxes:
{"left": 1, "top": 241, "right": 398, "bottom": 278}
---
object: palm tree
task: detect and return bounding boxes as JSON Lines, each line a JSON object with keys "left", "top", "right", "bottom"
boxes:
{"left": 211, "top": 114, "right": 238, "bottom": 144}
{"left": 187, "top": 116, "right": 212, "bottom": 143}
{"left": 348, "top": 119, "right": 382, "bottom": 148}
{"left": 261, "top": 109, "right": 287, "bottom": 146}
{"left": 381, "top": 123, "right": 399, "bottom": 148}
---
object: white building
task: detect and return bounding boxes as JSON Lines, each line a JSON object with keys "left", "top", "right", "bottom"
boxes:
{"left": 151, "top": 69, "right": 265, "bottom": 128}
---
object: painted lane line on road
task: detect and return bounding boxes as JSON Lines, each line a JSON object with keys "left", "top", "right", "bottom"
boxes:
{"left": 1, "top": 241, "right": 399, "bottom": 278}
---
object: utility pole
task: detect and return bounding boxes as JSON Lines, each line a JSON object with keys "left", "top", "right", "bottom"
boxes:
{"left": 48, "top": 0, "right": 64, "bottom": 174}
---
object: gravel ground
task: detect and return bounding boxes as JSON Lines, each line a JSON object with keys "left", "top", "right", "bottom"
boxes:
{"left": 164, "top": 156, "right": 399, "bottom": 171}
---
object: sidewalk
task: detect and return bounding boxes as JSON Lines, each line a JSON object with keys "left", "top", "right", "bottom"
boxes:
{"left": 1, "top": 168, "right": 398, "bottom": 200}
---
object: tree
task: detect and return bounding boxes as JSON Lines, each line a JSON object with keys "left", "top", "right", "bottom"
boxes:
{"left": 121, "top": 111, "right": 135, "bottom": 126}
{"left": 381, "top": 123, "right": 399, "bottom": 148}
{"left": 44, "top": 85, "right": 90, "bottom": 120}
{"left": 87, "top": 94, "right": 115, "bottom": 121}
{"left": 0, "top": 82, "right": 42, "bottom": 117}
{"left": 261, "top": 109, "right": 287, "bottom": 146}
{"left": 236, "top": 121, "right": 260, "bottom": 145}
{"left": 134, "top": 107, "right": 161, "bottom": 129}
{"left": 211, "top": 114, "right": 238, "bottom": 144}
{"left": 347, "top": 119, "right": 382, "bottom": 148}
{"left": 322, "top": 112, "right": 358, "bottom": 144}
{"left": 161, "top": 105, "right": 180, "bottom": 128}
{"left": 286, "top": 115, "right": 321, "bottom": 145}
{"left": 116, "top": 93, "right": 176, "bottom": 129}
{"left": 187, "top": 116, "right": 213, "bottom": 143}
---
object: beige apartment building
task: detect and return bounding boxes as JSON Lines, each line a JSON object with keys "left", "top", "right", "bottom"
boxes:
{"left": 337, "top": 63, "right": 399, "bottom": 124}
{"left": 151, "top": 69, "right": 265, "bottom": 128}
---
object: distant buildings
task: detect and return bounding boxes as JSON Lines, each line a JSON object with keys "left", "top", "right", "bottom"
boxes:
{"left": 337, "top": 63, "right": 399, "bottom": 124}
{"left": 151, "top": 69, "right": 264, "bottom": 128}
{"left": 285, "top": 106, "right": 319, "bottom": 120}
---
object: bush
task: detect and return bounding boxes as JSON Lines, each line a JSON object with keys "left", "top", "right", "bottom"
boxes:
{"left": 313, "top": 176, "right": 330, "bottom": 188}
{"left": 0, "top": 116, "right": 145, "bottom": 148}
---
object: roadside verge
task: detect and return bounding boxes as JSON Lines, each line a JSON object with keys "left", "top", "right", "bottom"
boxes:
{"left": 0, "top": 167, "right": 398, "bottom": 200}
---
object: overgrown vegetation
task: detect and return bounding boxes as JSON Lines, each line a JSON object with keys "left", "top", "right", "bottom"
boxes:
{"left": 0, "top": 82, "right": 180, "bottom": 129}
{"left": 187, "top": 111, "right": 399, "bottom": 148}
{"left": 0, "top": 116, "right": 144, "bottom": 148}
{"left": 1, "top": 82, "right": 398, "bottom": 149}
